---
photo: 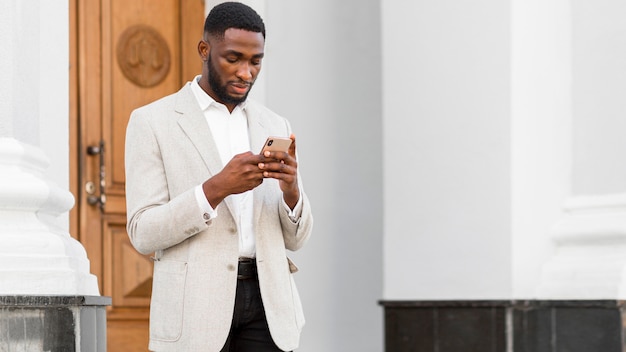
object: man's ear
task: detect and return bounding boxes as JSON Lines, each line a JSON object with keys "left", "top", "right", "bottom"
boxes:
{"left": 198, "top": 39, "right": 210, "bottom": 61}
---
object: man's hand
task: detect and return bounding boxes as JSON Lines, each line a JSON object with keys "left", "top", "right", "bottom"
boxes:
{"left": 258, "top": 134, "right": 300, "bottom": 209}
{"left": 202, "top": 151, "right": 265, "bottom": 208}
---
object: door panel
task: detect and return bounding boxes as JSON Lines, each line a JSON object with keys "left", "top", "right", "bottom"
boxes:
{"left": 104, "top": 215, "right": 152, "bottom": 308}
{"left": 106, "top": 0, "right": 183, "bottom": 199}
{"left": 70, "top": 0, "right": 204, "bottom": 350}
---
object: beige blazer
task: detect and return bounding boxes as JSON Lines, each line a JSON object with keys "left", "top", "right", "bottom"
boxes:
{"left": 125, "top": 83, "right": 313, "bottom": 352}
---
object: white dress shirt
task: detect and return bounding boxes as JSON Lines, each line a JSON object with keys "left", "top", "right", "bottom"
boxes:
{"left": 190, "top": 76, "right": 301, "bottom": 258}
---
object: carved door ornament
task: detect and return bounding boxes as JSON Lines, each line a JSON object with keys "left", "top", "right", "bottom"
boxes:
{"left": 117, "top": 25, "right": 171, "bottom": 87}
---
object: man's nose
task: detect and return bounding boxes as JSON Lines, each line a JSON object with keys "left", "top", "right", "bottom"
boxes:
{"left": 236, "top": 62, "right": 253, "bottom": 81}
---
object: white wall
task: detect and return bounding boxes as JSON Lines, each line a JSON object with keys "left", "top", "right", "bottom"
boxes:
{"left": 264, "top": 1, "right": 384, "bottom": 351}
{"left": 382, "top": 0, "right": 513, "bottom": 299}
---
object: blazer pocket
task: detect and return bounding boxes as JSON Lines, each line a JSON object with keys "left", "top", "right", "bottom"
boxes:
{"left": 150, "top": 259, "right": 188, "bottom": 342}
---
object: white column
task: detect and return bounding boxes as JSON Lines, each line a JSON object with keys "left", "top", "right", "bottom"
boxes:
{"left": 536, "top": 0, "right": 626, "bottom": 299}
{"left": 511, "top": 0, "right": 572, "bottom": 297}
{"left": 537, "top": 194, "right": 626, "bottom": 298}
{"left": 0, "top": 1, "right": 99, "bottom": 295}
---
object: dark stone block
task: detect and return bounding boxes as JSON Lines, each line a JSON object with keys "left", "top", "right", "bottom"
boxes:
{"left": 555, "top": 307, "right": 622, "bottom": 351}
{"left": 380, "top": 300, "right": 626, "bottom": 352}
{"left": 438, "top": 307, "right": 505, "bottom": 352}
{"left": 384, "top": 307, "right": 434, "bottom": 352}
{"left": 44, "top": 307, "right": 76, "bottom": 351}
{"left": 381, "top": 301, "right": 508, "bottom": 352}
{"left": 0, "top": 295, "right": 111, "bottom": 352}
{"left": 512, "top": 304, "right": 553, "bottom": 352}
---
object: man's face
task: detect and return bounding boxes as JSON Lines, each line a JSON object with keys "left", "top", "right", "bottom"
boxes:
{"left": 203, "top": 28, "right": 265, "bottom": 108}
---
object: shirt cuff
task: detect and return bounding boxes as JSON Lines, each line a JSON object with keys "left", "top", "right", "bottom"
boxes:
{"left": 282, "top": 194, "right": 303, "bottom": 223}
{"left": 195, "top": 184, "right": 218, "bottom": 223}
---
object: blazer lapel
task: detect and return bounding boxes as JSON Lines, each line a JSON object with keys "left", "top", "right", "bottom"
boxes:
{"left": 246, "top": 101, "right": 275, "bottom": 231}
{"left": 245, "top": 101, "right": 267, "bottom": 154}
{"left": 174, "top": 84, "right": 238, "bottom": 219}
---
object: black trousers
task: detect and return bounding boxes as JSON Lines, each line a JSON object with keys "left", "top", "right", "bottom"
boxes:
{"left": 219, "top": 275, "right": 290, "bottom": 352}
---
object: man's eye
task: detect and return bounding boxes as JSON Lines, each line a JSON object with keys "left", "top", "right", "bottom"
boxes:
{"left": 252, "top": 59, "right": 261, "bottom": 66}
{"left": 226, "top": 57, "right": 238, "bottom": 63}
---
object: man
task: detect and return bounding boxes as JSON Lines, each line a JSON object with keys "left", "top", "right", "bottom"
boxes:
{"left": 124, "top": 3, "right": 313, "bottom": 351}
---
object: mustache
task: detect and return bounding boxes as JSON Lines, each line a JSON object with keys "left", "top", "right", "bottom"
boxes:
{"left": 230, "top": 80, "right": 253, "bottom": 86}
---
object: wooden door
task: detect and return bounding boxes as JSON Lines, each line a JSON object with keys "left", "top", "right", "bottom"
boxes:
{"left": 69, "top": 0, "right": 204, "bottom": 350}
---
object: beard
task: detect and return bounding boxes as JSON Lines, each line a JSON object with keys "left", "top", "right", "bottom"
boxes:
{"left": 207, "top": 53, "right": 253, "bottom": 106}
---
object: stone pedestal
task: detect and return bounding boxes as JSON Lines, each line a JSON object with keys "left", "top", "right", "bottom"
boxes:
{"left": 0, "top": 296, "right": 111, "bottom": 352}
{"left": 380, "top": 300, "right": 626, "bottom": 352}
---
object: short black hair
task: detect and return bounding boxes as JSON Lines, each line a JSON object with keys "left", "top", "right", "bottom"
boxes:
{"left": 204, "top": 2, "right": 265, "bottom": 40}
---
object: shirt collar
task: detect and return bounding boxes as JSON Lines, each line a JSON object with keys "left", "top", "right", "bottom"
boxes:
{"left": 190, "top": 75, "right": 248, "bottom": 111}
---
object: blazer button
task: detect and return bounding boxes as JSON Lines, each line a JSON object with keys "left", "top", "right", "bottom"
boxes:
{"left": 229, "top": 228, "right": 237, "bottom": 235}
{"left": 227, "top": 264, "right": 236, "bottom": 271}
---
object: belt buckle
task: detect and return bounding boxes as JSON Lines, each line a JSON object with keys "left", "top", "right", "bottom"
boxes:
{"left": 237, "top": 258, "right": 257, "bottom": 280}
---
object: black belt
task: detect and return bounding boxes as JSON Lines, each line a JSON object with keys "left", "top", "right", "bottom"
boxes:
{"left": 237, "top": 258, "right": 257, "bottom": 280}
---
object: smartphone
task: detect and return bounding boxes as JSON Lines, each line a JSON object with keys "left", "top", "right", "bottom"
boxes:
{"left": 260, "top": 136, "right": 292, "bottom": 154}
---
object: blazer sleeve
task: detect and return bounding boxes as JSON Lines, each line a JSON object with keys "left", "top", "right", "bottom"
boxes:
{"left": 279, "top": 191, "right": 313, "bottom": 251}
{"left": 125, "top": 109, "right": 209, "bottom": 255}
{"left": 277, "top": 118, "right": 314, "bottom": 251}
